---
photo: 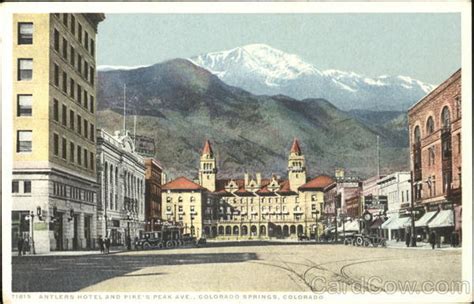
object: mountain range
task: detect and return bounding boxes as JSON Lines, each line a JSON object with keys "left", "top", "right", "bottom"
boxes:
{"left": 97, "top": 58, "right": 410, "bottom": 179}
{"left": 188, "top": 44, "right": 435, "bottom": 111}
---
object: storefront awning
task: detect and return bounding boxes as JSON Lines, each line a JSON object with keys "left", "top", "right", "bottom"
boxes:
{"left": 381, "top": 214, "right": 398, "bottom": 229}
{"left": 414, "top": 211, "right": 438, "bottom": 227}
{"left": 385, "top": 216, "right": 411, "bottom": 230}
{"left": 369, "top": 217, "right": 385, "bottom": 229}
{"left": 428, "top": 210, "right": 454, "bottom": 228}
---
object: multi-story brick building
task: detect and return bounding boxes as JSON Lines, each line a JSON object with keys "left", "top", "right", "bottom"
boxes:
{"left": 144, "top": 158, "right": 163, "bottom": 231}
{"left": 161, "top": 139, "right": 334, "bottom": 239}
{"left": 408, "top": 69, "right": 462, "bottom": 244}
{"left": 96, "top": 129, "right": 146, "bottom": 246}
{"left": 11, "top": 13, "right": 104, "bottom": 253}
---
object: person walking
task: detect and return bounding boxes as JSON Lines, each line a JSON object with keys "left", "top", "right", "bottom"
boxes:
{"left": 105, "top": 237, "right": 111, "bottom": 254}
{"left": 429, "top": 231, "right": 436, "bottom": 250}
{"left": 405, "top": 231, "right": 411, "bottom": 247}
{"left": 17, "top": 235, "right": 24, "bottom": 256}
{"left": 98, "top": 235, "right": 104, "bottom": 253}
{"left": 22, "top": 237, "right": 29, "bottom": 255}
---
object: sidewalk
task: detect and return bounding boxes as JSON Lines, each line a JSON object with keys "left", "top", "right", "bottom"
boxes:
{"left": 385, "top": 240, "right": 461, "bottom": 250}
{"left": 13, "top": 247, "right": 127, "bottom": 257}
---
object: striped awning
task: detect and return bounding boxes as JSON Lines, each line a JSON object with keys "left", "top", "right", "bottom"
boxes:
{"left": 428, "top": 210, "right": 454, "bottom": 228}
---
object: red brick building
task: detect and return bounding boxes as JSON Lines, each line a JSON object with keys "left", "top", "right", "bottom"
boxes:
{"left": 408, "top": 69, "right": 461, "bottom": 243}
{"left": 144, "top": 158, "right": 163, "bottom": 231}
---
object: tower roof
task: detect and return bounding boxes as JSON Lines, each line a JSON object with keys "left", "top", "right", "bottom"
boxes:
{"left": 202, "top": 139, "right": 213, "bottom": 157}
{"left": 299, "top": 175, "right": 334, "bottom": 191}
{"left": 290, "top": 138, "right": 302, "bottom": 155}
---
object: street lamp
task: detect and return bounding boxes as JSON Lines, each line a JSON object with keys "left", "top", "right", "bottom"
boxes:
{"left": 25, "top": 211, "right": 36, "bottom": 254}
{"left": 126, "top": 211, "right": 132, "bottom": 250}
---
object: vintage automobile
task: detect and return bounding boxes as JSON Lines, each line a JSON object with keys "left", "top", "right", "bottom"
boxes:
{"left": 135, "top": 225, "right": 198, "bottom": 250}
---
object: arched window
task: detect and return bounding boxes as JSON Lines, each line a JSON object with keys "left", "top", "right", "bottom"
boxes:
{"left": 441, "top": 106, "right": 451, "bottom": 129}
{"left": 414, "top": 126, "right": 421, "bottom": 143}
{"left": 426, "top": 117, "right": 434, "bottom": 134}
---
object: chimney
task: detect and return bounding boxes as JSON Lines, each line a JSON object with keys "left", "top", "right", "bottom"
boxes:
{"left": 256, "top": 172, "right": 261, "bottom": 186}
{"left": 244, "top": 173, "right": 249, "bottom": 187}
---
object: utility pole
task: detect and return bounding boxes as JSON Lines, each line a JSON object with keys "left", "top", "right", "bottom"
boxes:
{"left": 410, "top": 171, "right": 417, "bottom": 247}
{"left": 377, "top": 135, "right": 380, "bottom": 177}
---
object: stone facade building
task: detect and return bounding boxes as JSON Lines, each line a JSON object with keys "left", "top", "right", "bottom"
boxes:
{"left": 12, "top": 13, "right": 104, "bottom": 253}
{"left": 96, "top": 129, "right": 146, "bottom": 246}
{"left": 408, "top": 69, "right": 462, "bottom": 244}
{"left": 161, "top": 139, "right": 334, "bottom": 239}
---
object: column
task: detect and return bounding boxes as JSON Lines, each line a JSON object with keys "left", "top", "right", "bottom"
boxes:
{"left": 78, "top": 212, "right": 85, "bottom": 249}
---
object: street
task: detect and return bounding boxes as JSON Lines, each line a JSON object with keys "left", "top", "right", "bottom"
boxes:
{"left": 12, "top": 243, "right": 462, "bottom": 293}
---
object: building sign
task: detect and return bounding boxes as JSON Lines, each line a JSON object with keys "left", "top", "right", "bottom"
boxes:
{"left": 130, "top": 134, "right": 156, "bottom": 157}
{"left": 364, "top": 195, "right": 387, "bottom": 211}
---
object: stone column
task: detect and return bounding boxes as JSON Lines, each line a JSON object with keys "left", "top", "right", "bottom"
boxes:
{"left": 78, "top": 212, "right": 85, "bottom": 249}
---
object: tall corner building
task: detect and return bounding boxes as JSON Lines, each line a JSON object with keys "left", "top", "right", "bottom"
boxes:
{"left": 12, "top": 13, "right": 105, "bottom": 253}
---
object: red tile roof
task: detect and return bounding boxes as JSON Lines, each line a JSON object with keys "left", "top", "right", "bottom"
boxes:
{"left": 290, "top": 138, "right": 302, "bottom": 155}
{"left": 202, "top": 140, "right": 213, "bottom": 156}
{"left": 299, "top": 175, "right": 334, "bottom": 190}
{"left": 162, "top": 176, "right": 205, "bottom": 191}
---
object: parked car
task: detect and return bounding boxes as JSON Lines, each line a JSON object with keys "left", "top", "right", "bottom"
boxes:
{"left": 298, "top": 233, "right": 310, "bottom": 241}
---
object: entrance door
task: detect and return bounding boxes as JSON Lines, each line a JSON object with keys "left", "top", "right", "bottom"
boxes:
{"left": 11, "top": 211, "right": 30, "bottom": 252}
{"left": 73, "top": 215, "right": 79, "bottom": 250}
{"left": 54, "top": 213, "right": 64, "bottom": 251}
{"left": 84, "top": 216, "right": 91, "bottom": 249}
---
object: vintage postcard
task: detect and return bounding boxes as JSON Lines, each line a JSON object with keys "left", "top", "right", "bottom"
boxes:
{"left": 1, "top": 2, "right": 472, "bottom": 304}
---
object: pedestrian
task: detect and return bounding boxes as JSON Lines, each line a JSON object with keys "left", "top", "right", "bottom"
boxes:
{"left": 22, "top": 237, "right": 29, "bottom": 255}
{"left": 17, "top": 235, "right": 24, "bottom": 256}
{"left": 450, "top": 231, "right": 456, "bottom": 247}
{"left": 405, "top": 231, "right": 411, "bottom": 247}
{"left": 98, "top": 235, "right": 104, "bottom": 253}
{"left": 429, "top": 231, "right": 436, "bottom": 250}
{"left": 105, "top": 237, "right": 111, "bottom": 254}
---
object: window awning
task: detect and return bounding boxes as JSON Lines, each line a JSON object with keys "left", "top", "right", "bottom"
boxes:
{"left": 381, "top": 214, "right": 398, "bottom": 229}
{"left": 415, "top": 211, "right": 438, "bottom": 227}
{"left": 369, "top": 217, "right": 385, "bottom": 229}
{"left": 428, "top": 210, "right": 454, "bottom": 228}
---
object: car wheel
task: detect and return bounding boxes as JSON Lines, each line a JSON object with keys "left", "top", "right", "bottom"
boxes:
{"left": 157, "top": 243, "right": 163, "bottom": 249}
{"left": 356, "top": 236, "right": 364, "bottom": 246}
{"left": 143, "top": 242, "right": 151, "bottom": 250}
{"left": 166, "top": 240, "right": 174, "bottom": 248}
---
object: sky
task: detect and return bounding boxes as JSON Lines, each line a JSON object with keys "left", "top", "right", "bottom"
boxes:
{"left": 97, "top": 13, "right": 461, "bottom": 85}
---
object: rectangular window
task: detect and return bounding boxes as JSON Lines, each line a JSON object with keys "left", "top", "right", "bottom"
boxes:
{"left": 62, "top": 137, "right": 67, "bottom": 159}
{"left": 17, "top": 95, "right": 32, "bottom": 116}
{"left": 90, "top": 96, "right": 94, "bottom": 113}
{"left": 90, "top": 152, "right": 94, "bottom": 171}
{"left": 63, "top": 13, "right": 68, "bottom": 27}
{"left": 62, "top": 71, "right": 67, "bottom": 93}
{"left": 12, "top": 181, "right": 19, "bottom": 193}
{"left": 78, "top": 23, "right": 82, "bottom": 44}
{"left": 84, "top": 61, "right": 89, "bottom": 80}
{"left": 458, "top": 134, "right": 461, "bottom": 154}
{"left": 58, "top": 104, "right": 66, "bottom": 127}
{"left": 53, "top": 133, "right": 59, "bottom": 156}
{"left": 62, "top": 37, "right": 68, "bottom": 60}
{"left": 84, "top": 119, "right": 88, "bottom": 138}
{"left": 90, "top": 124, "right": 95, "bottom": 142}
{"left": 69, "top": 110, "right": 75, "bottom": 129}
{"left": 54, "top": 29, "right": 59, "bottom": 51}
{"left": 77, "top": 84, "right": 82, "bottom": 103}
{"left": 70, "top": 46, "right": 75, "bottom": 65}
{"left": 85, "top": 32, "right": 89, "bottom": 51}
{"left": 84, "top": 90, "right": 88, "bottom": 108}
{"left": 53, "top": 99, "right": 59, "bottom": 121}
{"left": 18, "top": 59, "right": 33, "bottom": 81}
{"left": 77, "top": 114, "right": 82, "bottom": 135}
{"left": 71, "top": 15, "right": 76, "bottom": 34}
{"left": 24, "top": 180, "right": 36, "bottom": 194}
{"left": 70, "top": 78, "right": 75, "bottom": 99}
{"left": 77, "top": 55, "right": 82, "bottom": 74}
{"left": 90, "top": 39, "right": 95, "bottom": 56}
{"left": 84, "top": 148, "right": 88, "bottom": 168}
{"left": 77, "top": 146, "right": 82, "bottom": 165}
{"left": 90, "top": 67, "right": 95, "bottom": 85}
{"left": 54, "top": 63, "right": 59, "bottom": 86}
{"left": 18, "top": 22, "right": 33, "bottom": 44}
{"left": 70, "top": 142, "right": 75, "bottom": 162}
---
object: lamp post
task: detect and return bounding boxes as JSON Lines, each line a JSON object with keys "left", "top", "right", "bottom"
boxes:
{"left": 126, "top": 211, "right": 132, "bottom": 250}
{"left": 409, "top": 171, "right": 417, "bottom": 247}
{"left": 25, "top": 211, "right": 36, "bottom": 255}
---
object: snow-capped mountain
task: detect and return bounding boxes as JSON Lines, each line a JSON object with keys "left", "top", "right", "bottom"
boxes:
{"left": 189, "top": 44, "right": 436, "bottom": 111}
{"left": 97, "top": 65, "right": 151, "bottom": 72}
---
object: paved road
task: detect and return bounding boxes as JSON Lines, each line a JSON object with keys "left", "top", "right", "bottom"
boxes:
{"left": 12, "top": 244, "right": 462, "bottom": 292}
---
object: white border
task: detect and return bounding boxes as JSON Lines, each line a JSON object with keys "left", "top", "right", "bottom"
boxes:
{"left": 1, "top": 2, "right": 472, "bottom": 304}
